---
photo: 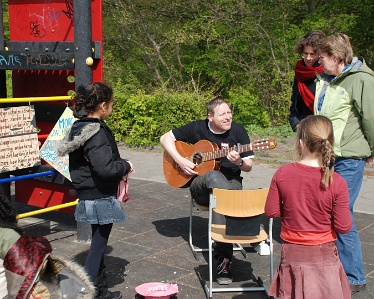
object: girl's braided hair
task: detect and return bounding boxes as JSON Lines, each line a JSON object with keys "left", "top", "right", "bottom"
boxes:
{"left": 296, "top": 115, "right": 335, "bottom": 188}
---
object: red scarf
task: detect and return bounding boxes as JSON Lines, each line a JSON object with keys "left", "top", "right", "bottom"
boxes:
{"left": 294, "top": 60, "right": 323, "bottom": 112}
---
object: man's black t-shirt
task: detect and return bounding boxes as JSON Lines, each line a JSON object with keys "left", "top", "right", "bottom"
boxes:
{"left": 172, "top": 119, "right": 254, "bottom": 180}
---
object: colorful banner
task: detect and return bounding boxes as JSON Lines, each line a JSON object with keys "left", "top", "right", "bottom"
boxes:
{"left": 39, "top": 107, "right": 76, "bottom": 180}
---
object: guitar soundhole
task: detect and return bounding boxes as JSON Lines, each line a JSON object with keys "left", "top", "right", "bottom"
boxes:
{"left": 192, "top": 152, "right": 203, "bottom": 165}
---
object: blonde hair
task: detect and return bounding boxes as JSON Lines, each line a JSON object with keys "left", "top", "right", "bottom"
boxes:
{"left": 296, "top": 115, "right": 335, "bottom": 188}
{"left": 319, "top": 33, "right": 353, "bottom": 65}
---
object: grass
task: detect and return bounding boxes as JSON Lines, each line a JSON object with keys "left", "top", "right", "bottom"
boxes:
{"left": 245, "top": 124, "right": 296, "bottom": 163}
{"left": 245, "top": 124, "right": 294, "bottom": 139}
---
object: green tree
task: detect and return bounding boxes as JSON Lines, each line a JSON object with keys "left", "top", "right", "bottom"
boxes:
{"left": 102, "top": 0, "right": 373, "bottom": 138}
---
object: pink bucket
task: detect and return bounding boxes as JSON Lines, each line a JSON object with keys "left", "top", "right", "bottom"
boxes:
{"left": 135, "top": 282, "right": 179, "bottom": 299}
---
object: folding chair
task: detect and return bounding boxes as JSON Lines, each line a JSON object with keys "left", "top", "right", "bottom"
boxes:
{"left": 204, "top": 188, "right": 274, "bottom": 299}
{"left": 189, "top": 196, "right": 247, "bottom": 261}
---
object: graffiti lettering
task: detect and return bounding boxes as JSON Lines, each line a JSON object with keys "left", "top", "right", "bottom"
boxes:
{"left": 30, "top": 20, "right": 46, "bottom": 38}
{"left": 26, "top": 53, "right": 70, "bottom": 67}
{"left": 0, "top": 55, "right": 22, "bottom": 66}
{"left": 63, "top": 0, "right": 74, "bottom": 19}
{"left": 48, "top": 10, "right": 62, "bottom": 24}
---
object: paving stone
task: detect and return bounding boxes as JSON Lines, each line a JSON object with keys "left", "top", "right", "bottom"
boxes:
{"left": 12, "top": 147, "right": 373, "bottom": 298}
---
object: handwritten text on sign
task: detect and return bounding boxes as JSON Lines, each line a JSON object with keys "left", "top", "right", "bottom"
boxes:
{"left": 40, "top": 107, "right": 76, "bottom": 181}
{"left": 0, "top": 106, "right": 37, "bottom": 137}
{"left": 0, "top": 106, "right": 40, "bottom": 172}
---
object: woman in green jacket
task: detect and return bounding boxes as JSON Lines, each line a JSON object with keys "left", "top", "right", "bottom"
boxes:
{"left": 314, "top": 33, "right": 374, "bottom": 294}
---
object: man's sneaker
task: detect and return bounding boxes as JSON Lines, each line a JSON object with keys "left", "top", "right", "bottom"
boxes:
{"left": 216, "top": 258, "right": 233, "bottom": 285}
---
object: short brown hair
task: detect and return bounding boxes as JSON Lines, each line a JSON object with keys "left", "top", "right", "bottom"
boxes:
{"left": 294, "top": 30, "right": 325, "bottom": 55}
{"left": 319, "top": 33, "right": 353, "bottom": 65}
{"left": 206, "top": 97, "right": 229, "bottom": 116}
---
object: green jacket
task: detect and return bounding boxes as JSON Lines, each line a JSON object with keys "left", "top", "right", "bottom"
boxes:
{"left": 314, "top": 57, "right": 374, "bottom": 158}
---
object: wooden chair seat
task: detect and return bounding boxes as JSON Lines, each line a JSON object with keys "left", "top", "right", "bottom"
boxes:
{"left": 211, "top": 224, "right": 268, "bottom": 244}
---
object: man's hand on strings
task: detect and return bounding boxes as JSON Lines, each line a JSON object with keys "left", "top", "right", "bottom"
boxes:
{"left": 227, "top": 150, "right": 242, "bottom": 166}
{"left": 176, "top": 157, "right": 198, "bottom": 175}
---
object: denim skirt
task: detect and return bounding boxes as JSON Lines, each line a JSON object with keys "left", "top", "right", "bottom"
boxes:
{"left": 75, "top": 196, "right": 127, "bottom": 225}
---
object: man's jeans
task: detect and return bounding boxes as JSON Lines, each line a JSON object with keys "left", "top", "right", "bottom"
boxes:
{"left": 335, "top": 158, "right": 366, "bottom": 285}
{"left": 190, "top": 170, "right": 242, "bottom": 260}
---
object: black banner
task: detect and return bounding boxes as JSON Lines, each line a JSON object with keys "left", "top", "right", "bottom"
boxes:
{"left": 0, "top": 50, "right": 75, "bottom": 70}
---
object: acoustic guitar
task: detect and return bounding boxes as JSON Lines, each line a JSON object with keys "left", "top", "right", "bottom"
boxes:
{"left": 163, "top": 138, "right": 277, "bottom": 188}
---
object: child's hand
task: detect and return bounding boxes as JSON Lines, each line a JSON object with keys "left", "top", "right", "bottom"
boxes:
{"left": 127, "top": 160, "right": 135, "bottom": 173}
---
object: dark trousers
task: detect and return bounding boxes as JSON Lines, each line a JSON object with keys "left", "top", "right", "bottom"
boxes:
{"left": 190, "top": 170, "right": 242, "bottom": 261}
{"left": 85, "top": 223, "right": 113, "bottom": 279}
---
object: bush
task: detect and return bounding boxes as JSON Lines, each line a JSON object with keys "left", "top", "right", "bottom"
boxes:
{"left": 107, "top": 90, "right": 209, "bottom": 145}
{"left": 227, "top": 87, "right": 271, "bottom": 128}
{"left": 107, "top": 88, "right": 278, "bottom": 146}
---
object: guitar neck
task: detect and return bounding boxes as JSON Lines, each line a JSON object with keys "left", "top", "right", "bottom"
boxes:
{"left": 202, "top": 143, "right": 252, "bottom": 162}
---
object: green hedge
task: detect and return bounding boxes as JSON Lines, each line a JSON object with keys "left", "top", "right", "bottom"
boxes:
{"left": 107, "top": 88, "right": 279, "bottom": 146}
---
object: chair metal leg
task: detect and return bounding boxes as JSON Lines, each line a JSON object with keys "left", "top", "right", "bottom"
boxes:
{"left": 189, "top": 197, "right": 209, "bottom": 261}
{"left": 233, "top": 243, "right": 247, "bottom": 258}
{"left": 204, "top": 220, "right": 214, "bottom": 299}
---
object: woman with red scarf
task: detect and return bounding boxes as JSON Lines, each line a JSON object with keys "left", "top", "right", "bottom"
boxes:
{"left": 289, "top": 30, "right": 325, "bottom": 131}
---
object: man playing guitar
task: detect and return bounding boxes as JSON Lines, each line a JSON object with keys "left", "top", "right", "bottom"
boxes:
{"left": 160, "top": 97, "right": 254, "bottom": 285}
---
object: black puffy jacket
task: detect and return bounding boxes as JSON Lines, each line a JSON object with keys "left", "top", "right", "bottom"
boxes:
{"left": 58, "top": 118, "right": 131, "bottom": 200}
{"left": 288, "top": 76, "right": 315, "bottom": 131}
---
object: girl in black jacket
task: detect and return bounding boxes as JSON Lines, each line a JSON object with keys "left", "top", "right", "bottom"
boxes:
{"left": 58, "top": 82, "right": 134, "bottom": 299}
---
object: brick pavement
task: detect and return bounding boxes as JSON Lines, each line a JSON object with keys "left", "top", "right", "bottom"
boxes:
{"left": 13, "top": 148, "right": 374, "bottom": 298}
